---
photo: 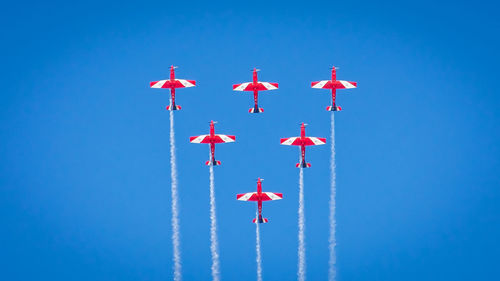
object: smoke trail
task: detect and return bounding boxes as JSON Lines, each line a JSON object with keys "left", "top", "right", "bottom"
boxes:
{"left": 169, "top": 109, "right": 182, "bottom": 281}
{"left": 328, "top": 113, "right": 337, "bottom": 281}
{"left": 298, "top": 167, "right": 306, "bottom": 281}
{"left": 208, "top": 161, "right": 221, "bottom": 281}
{"left": 255, "top": 211, "right": 262, "bottom": 281}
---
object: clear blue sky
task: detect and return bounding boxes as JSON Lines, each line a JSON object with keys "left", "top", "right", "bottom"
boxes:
{"left": 1, "top": 0, "right": 499, "bottom": 280}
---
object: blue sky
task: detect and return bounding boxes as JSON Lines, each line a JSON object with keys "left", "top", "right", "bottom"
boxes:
{"left": 1, "top": 0, "right": 499, "bottom": 280}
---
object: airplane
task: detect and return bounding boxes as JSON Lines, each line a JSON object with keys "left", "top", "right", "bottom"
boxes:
{"left": 237, "top": 178, "right": 283, "bottom": 223}
{"left": 311, "top": 66, "right": 357, "bottom": 111}
{"left": 189, "top": 121, "right": 235, "bottom": 166}
{"left": 280, "top": 123, "right": 326, "bottom": 168}
{"left": 150, "top": 65, "right": 196, "bottom": 111}
{"left": 233, "top": 68, "right": 278, "bottom": 113}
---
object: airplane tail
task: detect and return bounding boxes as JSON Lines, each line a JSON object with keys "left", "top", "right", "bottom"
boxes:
{"left": 252, "top": 215, "right": 269, "bottom": 224}
{"left": 205, "top": 160, "right": 221, "bottom": 166}
{"left": 326, "top": 105, "right": 341, "bottom": 112}
{"left": 166, "top": 105, "right": 182, "bottom": 111}
{"left": 296, "top": 161, "right": 311, "bottom": 168}
{"left": 249, "top": 107, "right": 264, "bottom": 113}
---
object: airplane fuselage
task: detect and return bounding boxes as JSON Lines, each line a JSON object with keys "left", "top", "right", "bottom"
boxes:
{"left": 256, "top": 178, "right": 263, "bottom": 219}
{"left": 331, "top": 67, "right": 337, "bottom": 108}
{"left": 169, "top": 66, "right": 177, "bottom": 108}
{"left": 209, "top": 121, "right": 216, "bottom": 164}
{"left": 299, "top": 123, "right": 307, "bottom": 166}
{"left": 252, "top": 69, "right": 260, "bottom": 110}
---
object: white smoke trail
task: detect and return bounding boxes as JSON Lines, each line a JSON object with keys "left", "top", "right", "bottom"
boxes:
{"left": 298, "top": 167, "right": 306, "bottom": 281}
{"left": 328, "top": 112, "right": 337, "bottom": 281}
{"left": 208, "top": 161, "right": 221, "bottom": 281}
{"left": 255, "top": 211, "right": 262, "bottom": 281}
{"left": 169, "top": 109, "right": 182, "bottom": 281}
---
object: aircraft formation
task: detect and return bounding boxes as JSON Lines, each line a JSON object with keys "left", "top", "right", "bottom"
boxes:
{"left": 150, "top": 65, "right": 356, "bottom": 175}
{"left": 149, "top": 65, "right": 357, "bottom": 280}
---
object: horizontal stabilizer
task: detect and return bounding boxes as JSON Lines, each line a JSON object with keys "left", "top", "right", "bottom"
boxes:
{"left": 296, "top": 162, "right": 311, "bottom": 168}
{"left": 326, "top": 105, "right": 341, "bottom": 111}
{"left": 249, "top": 107, "right": 264, "bottom": 113}
{"left": 252, "top": 217, "right": 269, "bottom": 224}
{"left": 205, "top": 160, "right": 221, "bottom": 166}
{"left": 166, "top": 105, "right": 182, "bottom": 111}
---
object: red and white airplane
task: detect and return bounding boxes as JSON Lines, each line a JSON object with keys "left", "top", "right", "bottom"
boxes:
{"left": 237, "top": 178, "right": 283, "bottom": 223}
{"left": 311, "top": 66, "right": 357, "bottom": 111}
{"left": 233, "top": 68, "right": 278, "bottom": 113}
{"left": 189, "top": 121, "right": 235, "bottom": 166}
{"left": 150, "top": 65, "right": 196, "bottom": 111}
{"left": 281, "top": 123, "right": 326, "bottom": 168}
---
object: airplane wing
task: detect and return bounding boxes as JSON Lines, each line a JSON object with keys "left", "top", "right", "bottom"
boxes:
{"left": 150, "top": 79, "right": 196, "bottom": 89}
{"left": 237, "top": 192, "right": 259, "bottom": 201}
{"left": 302, "top": 137, "right": 327, "bottom": 146}
{"left": 189, "top": 135, "right": 211, "bottom": 144}
{"left": 333, "top": 80, "right": 357, "bottom": 89}
{"left": 189, "top": 135, "right": 235, "bottom": 144}
{"left": 280, "top": 137, "right": 326, "bottom": 146}
{"left": 311, "top": 80, "right": 357, "bottom": 89}
{"left": 233, "top": 82, "right": 279, "bottom": 91}
{"left": 261, "top": 192, "right": 283, "bottom": 201}
{"left": 280, "top": 137, "right": 301, "bottom": 146}
{"left": 212, "top": 134, "right": 236, "bottom": 143}
{"left": 311, "top": 80, "right": 334, "bottom": 89}
{"left": 232, "top": 82, "right": 251, "bottom": 91}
